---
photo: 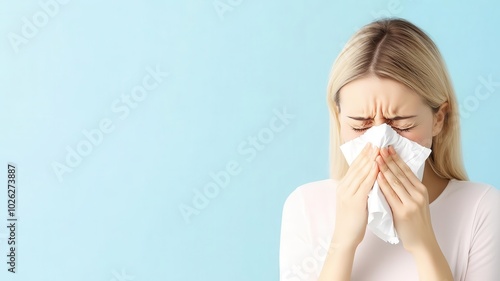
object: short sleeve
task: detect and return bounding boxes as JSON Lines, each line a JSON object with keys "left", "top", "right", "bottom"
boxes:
{"left": 465, "top": 186, "right": 500, "bottom": 281}
{"left": 279, "top": 188, "right": 316, "bottom": 281}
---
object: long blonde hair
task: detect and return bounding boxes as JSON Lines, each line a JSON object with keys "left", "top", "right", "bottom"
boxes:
{"left": 327, "top": 18, "right": 468, "bottom": 181}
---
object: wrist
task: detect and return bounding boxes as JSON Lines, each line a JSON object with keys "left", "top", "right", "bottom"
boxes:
{"left": 408, "top": 237, "right": 447, "bottom": 268}
{"left": 319, "top": 238, "right": 358, "bottom": 281}
{"left": 405, "top": 232, "right": 439, "bottom": 255}
{"left": 408, "top": 238, "right": 453, "bottom": 280}
{"left": 329, "top": 236, "right": 359, "bottom": 254}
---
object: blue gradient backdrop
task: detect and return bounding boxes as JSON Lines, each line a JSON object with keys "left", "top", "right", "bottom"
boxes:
{"left": 0, "top": 1, "right": 499, "bottom": 280}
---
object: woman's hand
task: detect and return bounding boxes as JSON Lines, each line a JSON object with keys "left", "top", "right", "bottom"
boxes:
{"left": 376, "top": 145, "right": 436, "bottom": 252}
{"left": 333, "top": 143, "right": 380, "bottom": 248}
{"left": 319, "top": 143, "right": 380, "bottom": 281}
{"left": 376, "top": 145, "right": 454, "bottom": 280}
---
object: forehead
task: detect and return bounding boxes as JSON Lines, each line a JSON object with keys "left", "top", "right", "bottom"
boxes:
{"left": 338, "top": 75, "right": 426, "bottom": 115}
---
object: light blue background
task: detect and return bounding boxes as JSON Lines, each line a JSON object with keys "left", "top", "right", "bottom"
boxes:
{"left": 0, "top": 1, "right": 499, "bottom": 280}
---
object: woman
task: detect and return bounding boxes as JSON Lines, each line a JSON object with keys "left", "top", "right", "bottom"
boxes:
{"left": 279, "top": 18, "right": 500, "bottom": 281}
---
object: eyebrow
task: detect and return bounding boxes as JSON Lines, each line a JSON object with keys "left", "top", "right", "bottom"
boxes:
{"left": 347, "top": 115, "right": 417, "bottom": 121}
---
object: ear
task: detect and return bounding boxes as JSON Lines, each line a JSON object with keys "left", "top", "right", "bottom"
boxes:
{"left": 432, "top": 102, "right": 448, "bottom": 136}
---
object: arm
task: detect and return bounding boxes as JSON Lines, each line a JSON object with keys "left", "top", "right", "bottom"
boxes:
{"left": 319, "top": 144, "right": 380, "bottom": 280}
{"left": 281, "top": 144, "right": 379, "bottom": 281}
{"left": 377, "top": 146, "right": 453, "bottom": 280}
{"left": 318, "top": 241, "right": 357, "bottom": 281}
{"left": 409, "top": 238, "right": 453, "bottom": 281}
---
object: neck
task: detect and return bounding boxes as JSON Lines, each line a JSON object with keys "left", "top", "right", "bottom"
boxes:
{"left": 422, "top": 160, "right": 449, "bottom": 204}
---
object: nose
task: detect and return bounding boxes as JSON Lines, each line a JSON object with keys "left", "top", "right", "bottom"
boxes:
{"left": 373, "top": 115, "right": 390, "bottom": 126}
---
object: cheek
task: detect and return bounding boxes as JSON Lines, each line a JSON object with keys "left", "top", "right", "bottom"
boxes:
{"left": 340, "top": 126, "right": 364, "bottom": 144}
{"left": 399, "top": 130, "right": 433, "bottom": 148}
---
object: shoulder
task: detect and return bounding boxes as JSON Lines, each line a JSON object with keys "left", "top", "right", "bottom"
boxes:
{"left": 282, "top": 178, "right": 339, "bottom": 210}
{"left": 445, "top": 179, "right": 499, "bottom": 203}
{"left": 442, "top": 179, "right": 500, "bottom": 215}
{"left": 281, "top": 179, "right": 339, "bottom": 235}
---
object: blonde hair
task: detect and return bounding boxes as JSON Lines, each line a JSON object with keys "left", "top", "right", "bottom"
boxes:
{"left": 327, "top": 18, "right": 468, "bottom": 181}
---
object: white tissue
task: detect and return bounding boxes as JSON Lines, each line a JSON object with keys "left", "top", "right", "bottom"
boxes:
{"left": 339, "top": 124, "right": 432, "bottom": 244}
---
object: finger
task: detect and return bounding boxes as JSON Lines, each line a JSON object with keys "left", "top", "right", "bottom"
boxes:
{"left": 388, "top": 145, "right": 426, "bottom": 194}
{"left": 380, "top": 147, "right": 415, "bottom": 197}
{"left": 357, "top": 160, "right": 379, "bottom": 196}
{"left": 341, "top": 143, "right": 372, "bottom": 179}
{"left": 377, "top": 170, "right": 402, "bottom": 209}
{"left": 376, "top": 152, "right": 412, "bottom": 204}
{"left": 339, "top": 143, "right": 372, "bottom": 191}
{"left": 343, "top": 146, "right": 379, "bottom": 195}
{"left": 343, "top": 156, "right": 376, "bottom": 196}
{"left": 348, "top": 143, "right": 373, "bottom": 168}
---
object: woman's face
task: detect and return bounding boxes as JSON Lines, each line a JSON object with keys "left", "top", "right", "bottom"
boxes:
{"left": 338, "top": 75, "right": 447, "bottom": 148}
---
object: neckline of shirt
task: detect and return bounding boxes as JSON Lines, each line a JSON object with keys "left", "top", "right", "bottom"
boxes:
{"left": 429, "top": 178, "right": 456, "bottom": 208}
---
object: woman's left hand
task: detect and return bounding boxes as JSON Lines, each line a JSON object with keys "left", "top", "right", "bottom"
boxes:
{"left": 375, "top": 145, "right": 437, "bottom": 252}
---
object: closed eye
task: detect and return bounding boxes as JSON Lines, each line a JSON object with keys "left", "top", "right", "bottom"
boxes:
{"left": 351, "top": 127, "right": 369, "bottom": 132}
{"left": 394, "top": 127, "right": 413, "bottom": 132}
{"left": 351, "top": 126, "right": 415, "bottom": 132}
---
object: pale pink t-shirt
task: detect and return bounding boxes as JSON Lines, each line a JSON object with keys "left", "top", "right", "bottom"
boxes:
{"left": 279, "top": 179, "right": 500, "bottom": 281}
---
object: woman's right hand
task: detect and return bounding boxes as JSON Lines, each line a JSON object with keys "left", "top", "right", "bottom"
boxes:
{"left": 333, "top": 143, "right": 380, "bottom": 248}
{"left": 318, "top": 143, "right": 380, "bottom": 281}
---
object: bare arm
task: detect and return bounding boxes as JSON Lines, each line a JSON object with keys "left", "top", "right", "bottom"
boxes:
{"left": 318, "top": 144, "right": 380, "bottom": 280}
{"left": 318, "top": 241, "right": 357, "bottom": 281}
{"left": 410, "top": 239, "right": 453, "bottom": 281}
{"left": 377, "top": 146, "right": 453, "bottom": 280}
